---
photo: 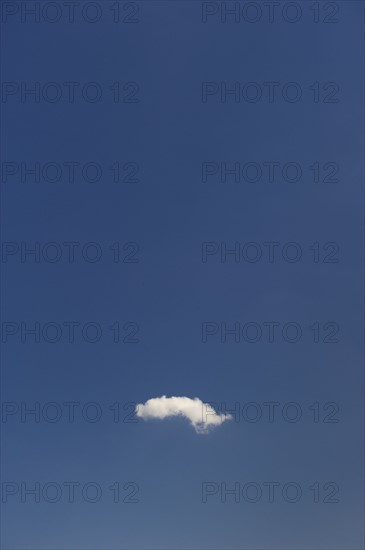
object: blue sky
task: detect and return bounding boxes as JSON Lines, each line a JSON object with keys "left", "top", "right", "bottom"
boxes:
{"left": 1, "top": 1, "right": 364, "bottom": 548}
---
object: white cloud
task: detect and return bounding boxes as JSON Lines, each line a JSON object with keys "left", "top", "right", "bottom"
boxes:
{"left": 135, "top": 395, "right": 232, "bottom": 434}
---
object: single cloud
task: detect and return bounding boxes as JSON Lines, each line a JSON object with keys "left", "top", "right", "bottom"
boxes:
{"left": 135, "top": 395, "right": 232, "bottom": 434}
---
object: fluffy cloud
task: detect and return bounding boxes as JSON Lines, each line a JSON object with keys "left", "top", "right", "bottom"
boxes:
{"left": 135, "top": 395, "right": 232, "bottom": 434}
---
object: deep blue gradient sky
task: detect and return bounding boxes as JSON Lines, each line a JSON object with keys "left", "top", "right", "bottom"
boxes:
{"left": 1, "top": 1, "right": 364, "bottom": 549}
